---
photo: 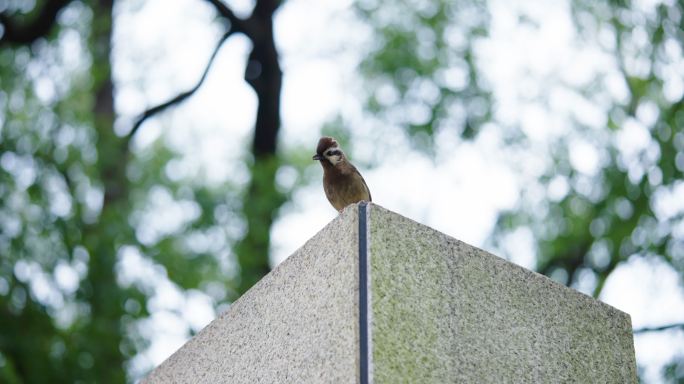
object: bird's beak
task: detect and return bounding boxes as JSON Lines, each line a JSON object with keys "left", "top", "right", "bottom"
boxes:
{"left": 312, "top": 154, "right": 323, "bottom": 161}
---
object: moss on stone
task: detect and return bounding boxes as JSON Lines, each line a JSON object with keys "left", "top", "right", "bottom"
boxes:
{"left": 368, "top": 204, "right": 636, "bottom": 383}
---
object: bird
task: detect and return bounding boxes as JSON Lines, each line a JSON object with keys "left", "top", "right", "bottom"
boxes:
{"left": 313, "top": 136, "right": 372, "bottom": 212}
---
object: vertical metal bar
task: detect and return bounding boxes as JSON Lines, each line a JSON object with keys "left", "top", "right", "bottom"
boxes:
{"left": 358, "top": 202, "right": 369, "bottom": 384}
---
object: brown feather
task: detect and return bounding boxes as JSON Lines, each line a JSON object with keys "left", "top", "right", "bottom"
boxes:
{"left": 316, "top": 137, "right": 338, "bottom": 156}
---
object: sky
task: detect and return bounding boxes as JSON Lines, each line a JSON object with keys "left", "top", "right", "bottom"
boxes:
{"left": 110, "top": 0, "right": 684, "bottom": 382}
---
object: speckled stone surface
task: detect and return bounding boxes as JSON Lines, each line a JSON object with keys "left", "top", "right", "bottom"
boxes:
{"left": 143, "top": 203, "right": 636, "bottom": 384}
{"left": 142, "top": 207, "right": 360, "bottom": 384}
{"left": 368, "top": 204, "right": 637, "bottom": 383}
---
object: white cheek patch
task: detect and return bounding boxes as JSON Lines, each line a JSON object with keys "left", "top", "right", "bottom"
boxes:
{"left": 327, "top": 155, "right": 342, "bottom": 165}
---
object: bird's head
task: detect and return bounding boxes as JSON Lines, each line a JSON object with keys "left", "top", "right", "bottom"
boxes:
{"left": 313, "top": 136, "right": 345, "bottom": 166}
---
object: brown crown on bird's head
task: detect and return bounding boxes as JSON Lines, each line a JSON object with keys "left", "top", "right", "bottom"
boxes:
{"left": 316, "top": 136, "right": 339, "bottom": 156}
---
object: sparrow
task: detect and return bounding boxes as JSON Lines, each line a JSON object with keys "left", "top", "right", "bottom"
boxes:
{"left": 313, "top": 137, "right": 372, "bottom": 212}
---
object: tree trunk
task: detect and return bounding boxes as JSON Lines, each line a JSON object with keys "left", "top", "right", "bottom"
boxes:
{"left": 235, "top": 0, "right": 284, "bottom": 295}
{"left": 80, "top": 0, "right": 127, "bottom": 382}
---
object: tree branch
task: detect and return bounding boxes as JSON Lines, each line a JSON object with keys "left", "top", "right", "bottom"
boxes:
{"left": 203, "top": 0, "right": 249, "bottom": 35}
{"left": 633, "top": 323, "right": 684, "bottom": 334}
{"left": 251, "top": 0, "right": 281, "bottom": 20}
{"left": 0, "top": 0, "right": 74, "bottom": 46}
{"left": 127, "top": 31, "right": 232, "bottom": 139}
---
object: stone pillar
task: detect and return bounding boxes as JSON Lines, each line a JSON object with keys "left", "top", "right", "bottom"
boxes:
{"left": 143, "top": 203, "right": 637, "bottom": 383}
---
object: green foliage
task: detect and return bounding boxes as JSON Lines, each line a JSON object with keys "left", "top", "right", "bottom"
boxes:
{"left": 497, "top": 0, "right": 684, "bottom": 290}
{"left": 0, "top": 11, "right": 95, "bottom": 380}
{"left": 0, "top": 1, "right": 241, "bottom": 382}
{"left": 234, "top": 155, "right": 286, "bottom": 295}
{"left": 663, "top": 357, "right": 684, "bottom": 383}
{"left": 356, "top": 0, "right": 492, "bottom": 153}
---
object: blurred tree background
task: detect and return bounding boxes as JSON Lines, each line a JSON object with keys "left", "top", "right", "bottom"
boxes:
{"left": 0, "top": 0, "right": 682, "bottom": 383}
{"left": 355, "top": 0, "right": 684, "bottom": 381}
{"left": 0, "top": 0, "right": 285, "bottom": 382}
